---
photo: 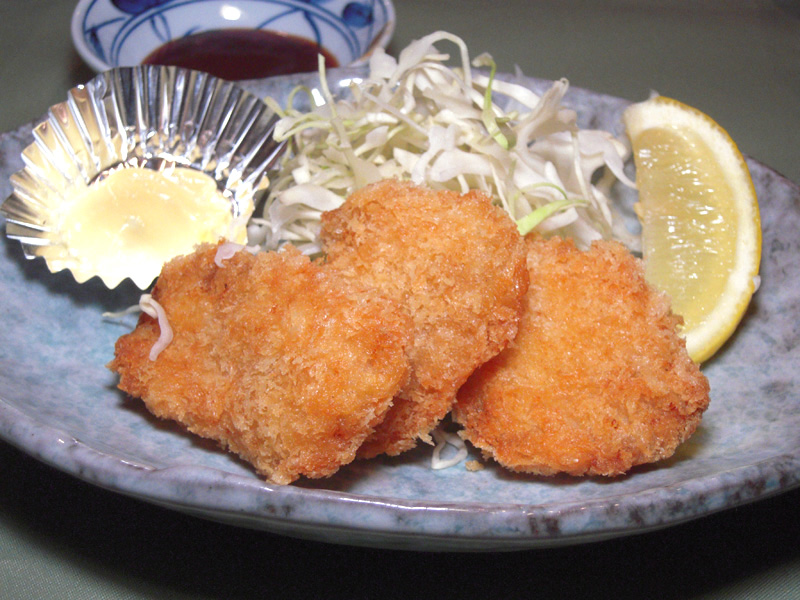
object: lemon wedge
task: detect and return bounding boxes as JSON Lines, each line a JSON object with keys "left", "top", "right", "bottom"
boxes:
{"left": 623, "top": 96, "right": 761, "bottom": 363}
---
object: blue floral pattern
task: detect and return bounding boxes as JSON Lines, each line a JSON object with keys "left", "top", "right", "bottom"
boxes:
{"left": 111, "top": 0, "right": 171, "bottom": 13}
{"left": 76, "top": 0, "right": 393, "bottom": 70}
{"left": 343, "top": 2, "right": 374, "bottom": 27}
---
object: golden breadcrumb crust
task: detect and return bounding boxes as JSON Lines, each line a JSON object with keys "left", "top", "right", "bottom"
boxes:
{"left": 109, "top": 242, "right": 412, "bottom": 484}
{"left": 453, "top": 236, "right": 710, "bottom": 476}
{"left": 320, "top": 179, "right": 529, "bottom": 457}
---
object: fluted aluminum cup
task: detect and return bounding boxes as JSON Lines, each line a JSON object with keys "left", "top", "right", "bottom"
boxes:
{"left": 1, "top": 65, "right": 284, "bottom": 289}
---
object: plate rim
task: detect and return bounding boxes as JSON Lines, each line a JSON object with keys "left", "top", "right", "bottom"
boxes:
{"left": 1, "top": 69, "right": 799, "bottom": 551}
{"left": 2, "top": 394, "right": 799, "bottom": 550}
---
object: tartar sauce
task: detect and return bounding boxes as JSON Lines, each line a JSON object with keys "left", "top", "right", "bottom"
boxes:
{"left": 60, "top": 166, "right": 241, "bottom": 288}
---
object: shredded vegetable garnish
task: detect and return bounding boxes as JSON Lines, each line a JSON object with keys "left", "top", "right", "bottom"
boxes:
{"left": 248, "top": 31, "right": 636, "bottom": 254}
{"left": 431, "top": 428, "right": 469, "bottom": 470}
{"left": 214, "top": 241, "right": 260, "bottom": 267}
{"left": 138, "top": 294, "right": 173, "bottom": 361}
{"left": 101, "top": 305, "right": 143, "bottom": 320}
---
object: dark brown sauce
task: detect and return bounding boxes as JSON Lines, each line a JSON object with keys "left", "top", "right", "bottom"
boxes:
{"left": 143, "top": 28, "right": 339, "bottom": 80}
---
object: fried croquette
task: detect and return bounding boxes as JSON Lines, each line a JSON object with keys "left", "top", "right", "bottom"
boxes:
{"left": 108, "top": 242, "right": 413, "bottom": 485}
{"left": 453, "top": 236, "right": 710, "bottom": 476}
{"left": 320, "top": 179, "right": 529, "bottom": 458}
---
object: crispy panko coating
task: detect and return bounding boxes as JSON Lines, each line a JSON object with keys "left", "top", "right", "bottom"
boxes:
{"left": 108, "top": 242, "right": 412, "bottom": 485}
{"left": 320, "top": 179, "right": 529, "bottom": 458}
{"left": 453, "top": 236, "right": 710, "bottom": 477}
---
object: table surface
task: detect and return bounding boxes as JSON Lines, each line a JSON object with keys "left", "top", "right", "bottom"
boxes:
{"left": 1, "top": 1, "right": 799, "bottom": 598}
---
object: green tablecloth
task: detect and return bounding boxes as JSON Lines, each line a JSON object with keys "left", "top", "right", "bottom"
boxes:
{"left": 1, "top": 1, "right": 798, "bottom": 598}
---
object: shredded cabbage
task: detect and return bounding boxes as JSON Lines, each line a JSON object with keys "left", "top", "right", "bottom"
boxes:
{"left": 431, "top": 428, "right": 469, "bottom": 470}
{"left": 248, "top": 31, "right": 636, "bottom": 254}
{"left": 138, "top": 294, "right": 173, "bottom": 361}
{"left": 101, "top": 294, "right": 173, "bottom": 361}
{"left": 214, "top": 241, "right": 260, "bottom": 267}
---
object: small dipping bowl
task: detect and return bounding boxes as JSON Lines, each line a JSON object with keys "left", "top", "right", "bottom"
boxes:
{"left": 0, "top": 65, "right": 285, "bottom": 289}
{"left": 71, "top": 0, "right": 396, "bottom": 80}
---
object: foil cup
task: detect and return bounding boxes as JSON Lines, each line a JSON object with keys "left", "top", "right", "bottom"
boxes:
{"left": 1, "top": 65, "right": 284, "bottom": 288}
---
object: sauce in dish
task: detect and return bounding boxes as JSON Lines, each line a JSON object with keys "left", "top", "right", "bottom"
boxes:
{"left": 143, "top": 29, "right": 340, "bottom": 80}
{"left": 60, "top": 166, "right": 241, "bottom": 288}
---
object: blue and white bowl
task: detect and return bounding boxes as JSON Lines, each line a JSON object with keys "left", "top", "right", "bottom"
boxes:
{"left": 71, "top": 0, "right": 395, "bottom": 75}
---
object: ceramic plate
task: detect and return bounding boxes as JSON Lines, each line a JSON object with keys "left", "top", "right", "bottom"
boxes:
{"left": 1, "top": 68, "right": 798, "bottom": 551}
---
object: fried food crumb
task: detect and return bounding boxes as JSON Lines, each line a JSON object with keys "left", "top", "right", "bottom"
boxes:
{"left": 465, "top": 460, "right": 485, "bottom": 472}
{"left": 320, "top": 179, "right": 529, "bottom": 458}
{"left": 108, "top": 242, "right": 412, "bottom": 485}
{"left": 453, "top": 236, "right": 710, "bottom": 477}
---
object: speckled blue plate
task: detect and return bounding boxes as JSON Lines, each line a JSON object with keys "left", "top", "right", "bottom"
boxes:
{"left": 1, "top": 68, "right": 798, "bottom": 551}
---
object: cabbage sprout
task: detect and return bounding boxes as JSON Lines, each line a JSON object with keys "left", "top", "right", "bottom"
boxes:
{"left": 248, "top": 31, "right": 635, "bottom": 254}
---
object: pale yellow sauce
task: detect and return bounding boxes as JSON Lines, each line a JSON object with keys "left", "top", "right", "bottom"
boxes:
{"left": 60, "top": 166, "right": 238, "bottom": 288}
